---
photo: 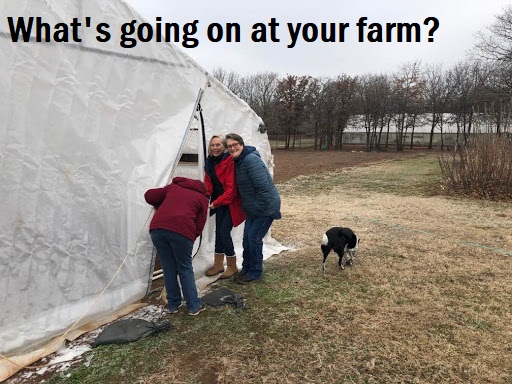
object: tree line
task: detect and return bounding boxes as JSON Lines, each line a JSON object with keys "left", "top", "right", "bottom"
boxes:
{"left": 212, "top": 6, "right": 512, "bottom": 152}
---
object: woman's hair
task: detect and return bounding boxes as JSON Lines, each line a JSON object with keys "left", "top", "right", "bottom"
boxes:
{"left": 208, "top": 135, "right": 225, "bottom": 156}
{"left": 224, "top": 133, "right": 245, "bottom": 147}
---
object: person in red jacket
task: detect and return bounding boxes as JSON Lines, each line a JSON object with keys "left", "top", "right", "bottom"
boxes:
{"left": 145, "top": 177, "right": 209, "bottom": 316}
{"left": 204, "top": 135, "right": 245, "bottom": 279}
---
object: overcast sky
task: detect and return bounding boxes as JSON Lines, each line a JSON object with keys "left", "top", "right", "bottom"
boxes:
{"left": 125, "top": 0, "right": 510, "bottom": 77}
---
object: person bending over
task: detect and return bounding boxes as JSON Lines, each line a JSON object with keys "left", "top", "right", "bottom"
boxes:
{"left": 145, "top": 177, "right": 208, "bottom": 316}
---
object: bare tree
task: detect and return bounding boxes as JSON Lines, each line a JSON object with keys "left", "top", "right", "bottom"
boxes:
{"left": 390, "top": 61, "right": 425, "bottom": 151}
{"left": 446, "top": 60, "right": 488, "bottom": 144}
{"left": 356, "top": 74, "right": 392, "bottom": 151}
{"left": 211, "top": 68, "right": 246, "bottom": 97}
{"left": 423, "top": 64, "right": 453, "bottom": 149}
{"left": 275, "top": 75, "right": 311, "bottom": 149}
{"left": 245, "top": 72, "right": 279, "bottom": 127}
{"left": 304, "top": 77, "right": 328, "bottom": 150}
{"left": 474, "top": 5, "right": 512, "bottom": 93}
{"left": 331, "top": 75, "right": 358, "bottom": 150}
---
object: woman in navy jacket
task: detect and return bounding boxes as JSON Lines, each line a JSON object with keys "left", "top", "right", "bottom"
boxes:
{"left": 224, "top": 133, "right": 281, "bottom": 284}
{"left": 204, "top": 135, "right": 245, "bottom": 279}
{"left": 145, "top": 177, "right": 209, "bottom": 315}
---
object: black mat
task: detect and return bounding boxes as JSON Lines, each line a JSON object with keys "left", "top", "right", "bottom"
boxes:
{"left": 202, "top": 287, "right": 245, "bottom": 309}
{"left": 92, "top": 318, "right": 171, "bottom": 347}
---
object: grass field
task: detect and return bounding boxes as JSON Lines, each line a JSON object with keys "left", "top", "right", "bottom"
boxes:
{"left": 46, "top": 155, "right": 512, "bottom": 384}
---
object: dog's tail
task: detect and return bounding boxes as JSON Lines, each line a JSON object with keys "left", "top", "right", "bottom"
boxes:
{"left": 321, "top": 233, "right": 329, "bottom": 246}
{"left": 321, "top": 233, "right": 331, "bottom": 257}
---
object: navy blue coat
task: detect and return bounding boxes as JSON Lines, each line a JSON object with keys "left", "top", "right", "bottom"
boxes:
{"left": 234, "top": 146, "right": 281, "bottom": 219}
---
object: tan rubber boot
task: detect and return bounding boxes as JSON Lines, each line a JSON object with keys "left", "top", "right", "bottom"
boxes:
{"left": 205, "top": 253, "right": 225, "bottom": 276}
{"left": 219, "top": 256, "right": 238, "bottom": 279}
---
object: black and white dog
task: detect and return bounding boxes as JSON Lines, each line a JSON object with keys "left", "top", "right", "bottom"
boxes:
{"left": 321, "top": 227, "right": 359, "bottom": 272}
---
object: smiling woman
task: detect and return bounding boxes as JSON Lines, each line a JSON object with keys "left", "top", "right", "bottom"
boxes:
{"left": 203, "top": 135, "right": 245, "bottom": 279}
{"left": 225, "top": 133, "right": 282, "bottom": 284}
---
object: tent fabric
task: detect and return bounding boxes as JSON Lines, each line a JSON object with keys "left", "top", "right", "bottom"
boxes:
{"left": 0, "top": 0, "right": 286, "bottom": 371}
{"left": 0, "top": 302, "right": 148, "bottom": 382}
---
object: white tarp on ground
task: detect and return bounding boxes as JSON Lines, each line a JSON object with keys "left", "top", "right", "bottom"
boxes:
{"left": 0, "top": 0, "right": 286, "bottom": 375}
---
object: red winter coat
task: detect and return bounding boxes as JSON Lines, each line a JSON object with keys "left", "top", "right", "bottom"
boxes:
{"left": 204, "top": 154, "right": 246, "bottom": 227}
{"left": 145, "top": 177, "right": 209, "bottom": 241}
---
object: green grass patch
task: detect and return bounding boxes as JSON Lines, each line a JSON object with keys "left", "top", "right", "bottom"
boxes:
{"left": 282, "top": 156, "right": 442, "bottom": 197}
{"left": 48, "top": 334, "right": 171, "bottom": 384}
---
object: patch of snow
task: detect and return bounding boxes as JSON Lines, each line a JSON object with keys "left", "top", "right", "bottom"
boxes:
{"left": 50, "top": 344, "right": 92, "bottom": 369}
{"left": 127, "top": 304, "right": 168, "bottom": 322}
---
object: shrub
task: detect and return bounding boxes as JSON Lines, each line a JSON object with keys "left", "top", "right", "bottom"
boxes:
{"left": 439, "top": 133, "right": 512, "bottom": 200}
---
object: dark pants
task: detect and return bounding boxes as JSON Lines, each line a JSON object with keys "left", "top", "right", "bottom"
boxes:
{"left": 214, "top": 205, "right": 235, "bottom": 256}
{"left": 242, "top": 216, "right": 274, "bottom": 280}
{"left": 150, "top": 229, "right": 202, "bottom": 312}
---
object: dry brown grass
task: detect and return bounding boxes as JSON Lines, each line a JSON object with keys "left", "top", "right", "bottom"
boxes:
{"left": 268, "top": 161, "right": 512, "bottom": 383}
{"left": 48, "top": 156, "right": 512, "bottom": 384}
{"left": 138, "top": 158, "right": 511, "bottom": 384}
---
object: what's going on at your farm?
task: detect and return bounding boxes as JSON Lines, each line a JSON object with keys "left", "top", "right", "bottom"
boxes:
{"left": 5, "top": 16, "right": 440, "bottom": 49}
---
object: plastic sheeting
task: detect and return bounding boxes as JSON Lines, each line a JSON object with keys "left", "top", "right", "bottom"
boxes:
{"left": 0, "top": 0, "right": 286, "bottom": 367}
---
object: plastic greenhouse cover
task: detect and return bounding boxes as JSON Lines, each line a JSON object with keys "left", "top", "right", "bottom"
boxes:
{"left": 0, "top": 0, "right": 286, "bottom": 366}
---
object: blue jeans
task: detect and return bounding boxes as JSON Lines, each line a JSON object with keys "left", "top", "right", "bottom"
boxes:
{"left": 214, "top": 205, "right": 235, "bottom": 256}
{"left": 150, "top": 229, "right": 202, "bottom": 312}
{"left": 242, "top": 216, "right": 274, "bottom": 280}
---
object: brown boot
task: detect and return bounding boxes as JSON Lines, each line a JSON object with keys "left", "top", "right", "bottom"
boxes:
{"left": 205, "top": 253, "right": 225, "bottom": 276}
{"left": 219, "top": 256, "right": 238, "bottom": 279}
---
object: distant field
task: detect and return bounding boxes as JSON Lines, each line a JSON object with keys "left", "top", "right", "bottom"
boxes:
{"left": 271, "top": 147, "right": 440, "bottom": 183}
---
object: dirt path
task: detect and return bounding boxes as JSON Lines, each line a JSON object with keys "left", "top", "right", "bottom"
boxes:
{"left": 272, "top": 147, "right": 440, "bottom": 183}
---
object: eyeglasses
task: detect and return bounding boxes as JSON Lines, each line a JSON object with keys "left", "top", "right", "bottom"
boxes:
{"left": 226, "top": 143, "right": 240, "bottom": 149}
